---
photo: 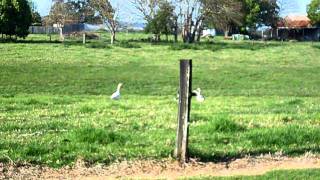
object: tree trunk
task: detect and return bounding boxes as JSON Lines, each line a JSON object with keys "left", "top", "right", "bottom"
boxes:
{"left": 196, "top": 21, "right": 203, "bottom": 42}
{"left": 224, "top": 30, "right": 229, "bottom": 38}
{"left": 174, "top": 33, "right": 178, "bottom": 43}
{"left": 59, "top": 27, "right": 64, "bottom": 42}
{"left": 111, "top": 32, "right": 116, "bottom": 44}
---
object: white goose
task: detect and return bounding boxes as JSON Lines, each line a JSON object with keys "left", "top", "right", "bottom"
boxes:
{"left": 110, "top": 83, "right": 123, "bottom": 100}
{"left": 192, "top": 88, "right": 205, "bottom": 102}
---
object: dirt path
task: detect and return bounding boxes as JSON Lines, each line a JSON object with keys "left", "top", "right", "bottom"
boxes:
{"left": 2, "top": 154, "right": 320, "bottom": 179}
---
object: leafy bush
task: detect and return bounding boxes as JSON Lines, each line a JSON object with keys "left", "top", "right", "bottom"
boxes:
{"left": 202, "top": 114, "right": 246, "bottom": 133}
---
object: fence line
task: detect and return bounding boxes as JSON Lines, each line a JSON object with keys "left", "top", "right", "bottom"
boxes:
{"left": 29, "top": 26, "right": 59, "bottom": 34}
{"left": 29, "top": 24, "right": 85, "bottom": 35}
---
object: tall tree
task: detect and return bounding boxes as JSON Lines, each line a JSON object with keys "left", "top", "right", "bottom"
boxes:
{"left": 258, "top": 0, "right": 279, "bottom": 28}
{"left": 145, "top": 0, "right": 175, "bottom": 41}
{"left": 177, "top": 0, "right": 204, "bottom": 43}
{"left": 307, "top": 0, "right": 320, "bottom": 26}
{"left": 0, "top": 1, "right": 3, "bottom": 36}
{"left": 65, "top": 0, "right": 101, "bottom": 24}
{"left": 0, "top": 0, "right": 17, "bottom": 37}
{"left": 238, "top": 0, "right": 279, "bottom": 33}
{"left": 15, "top": 0, "right": 32, "bottom": 38}
{"left": 49, "top": 1, "right": 68, "bottom": 41}
{"left": 90, "top": 0, "right": 118, "bottom": 44}
{"left": 133, "top": 0, "right": 179, "bottom": 42}
{"left": 131, "top": 0, "right": 161, "bottom": 22}
{"left": 203, "top": 0, "right": 243, "bottom": 37}
{"left": 0, "top": 0, "right": 32, "bottom": 38}
{"left": 28, "top": 0, "right": 42, "bottom": 25}
{"left": 240, "top": 0, "right": 260, "bottom": 31}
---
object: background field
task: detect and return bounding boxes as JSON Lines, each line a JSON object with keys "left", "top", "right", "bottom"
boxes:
{"left": 0, "top": 33, "right": 320, "bottom": 167}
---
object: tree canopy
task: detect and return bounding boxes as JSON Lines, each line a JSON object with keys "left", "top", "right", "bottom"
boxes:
{"left": 307, "top": 0, "right": 320, "bottom": 26}
{"left": 0, "top": 0, "right": 32, "bottom": 38}
{"left": 145, "top": 0, "right": 175, "bottom": 41}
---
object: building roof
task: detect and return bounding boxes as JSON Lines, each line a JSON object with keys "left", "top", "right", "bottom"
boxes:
{"left": 278, "top": 15, "right": 311, "bottom": 28}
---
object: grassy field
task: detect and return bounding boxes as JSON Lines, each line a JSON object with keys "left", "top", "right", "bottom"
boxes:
{"left": 190, "top": 169, "right": 320, "bottom": 179}
{"left": 0, "top": 33, "right": 320, "bottom": 168}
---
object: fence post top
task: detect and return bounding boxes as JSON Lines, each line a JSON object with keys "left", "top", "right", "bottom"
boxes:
{"left": 180, "top": 59, "right": 192, "bottom": 62}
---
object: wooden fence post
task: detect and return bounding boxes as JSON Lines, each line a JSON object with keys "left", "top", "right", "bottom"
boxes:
{"left": 175, "top": 59, "right": 192, "bottom": 165}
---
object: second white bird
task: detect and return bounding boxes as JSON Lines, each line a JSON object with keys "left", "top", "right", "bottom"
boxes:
{"left": 110, "top": 83, "right": 123, "bottom": 100}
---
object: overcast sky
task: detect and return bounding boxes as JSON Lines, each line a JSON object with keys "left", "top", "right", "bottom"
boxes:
{"left": 33, "top": 0, "right": 312, "bottom": 21}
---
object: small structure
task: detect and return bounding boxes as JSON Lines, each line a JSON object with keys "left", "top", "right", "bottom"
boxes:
{"left": 277, "top": 15, "right": 320, "bottom": 41}
{"left": 202, "top": 29, "right": 216, "bottom": 38}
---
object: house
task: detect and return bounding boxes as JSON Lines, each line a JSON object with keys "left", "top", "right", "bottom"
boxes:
{"left": 277, "top": 15, "right": 320, "bottom": 41}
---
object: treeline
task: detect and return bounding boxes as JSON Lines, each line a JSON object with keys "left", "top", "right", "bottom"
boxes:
{"left": 138, "top": 0, "right": 280, "bottom": 43}
{"left": 1, "top": 0, "right": 319, "bottom": 42}
{"left": 48, "top": 0, "right": 281, "bottom": 43}
{"left": 0, "top": 0, "right": 33, "bottom": 39}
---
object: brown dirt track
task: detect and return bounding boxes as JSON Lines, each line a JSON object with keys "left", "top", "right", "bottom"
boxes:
{"left": 1, "top": 153, "right": 320, "bottom": 179}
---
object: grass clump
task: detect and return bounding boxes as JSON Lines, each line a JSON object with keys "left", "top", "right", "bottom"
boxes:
{"left": 247, "top": 125, "right": 320, "bottom": 149}
{"left": 210, "top": 115, "right": 246, "bottom": 133}
{"left": 86, "top": 41, "right": 110, "bottom": 49}
{"left": 70, "top": 127, "right": 129, "bottom": 145}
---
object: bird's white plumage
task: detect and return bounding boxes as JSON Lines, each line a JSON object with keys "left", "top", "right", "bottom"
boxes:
{"left": 192, "top": 88, "right": 205, "bottom": 102}
{"left": 110, "top": 83, "right": 123, "bottom": 100}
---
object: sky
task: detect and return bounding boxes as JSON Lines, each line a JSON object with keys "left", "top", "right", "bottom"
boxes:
{"left": 33, "top": 0, "right": 312, "bottom": 21}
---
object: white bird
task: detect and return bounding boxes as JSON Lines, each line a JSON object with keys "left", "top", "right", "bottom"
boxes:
{"left": 192, "top": 88, "right": 205, "bottom": 102}
{"left": 110, "top": 83, "right": 123, "bottom": 100}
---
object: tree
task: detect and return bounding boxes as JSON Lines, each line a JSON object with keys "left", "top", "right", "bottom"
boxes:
{"left": 258, "top": 0, "right": 279, "bottom": 27}
{"left": 0, "top": 0, "right": 3, "bottom": 38}
{"left": 90, "top": 0, "right": 118, "bottom": 44}
{"left": 0, "top": 0, "right": 32, "bottom": 38}
{"left": 49, "top": 1, "right": 68, "bottom": 41}
{"left": 65, "top": 0, "right": 101, "bottom": 24}
{"left": 237, "top": 0, "right": 279, "bottom": 34}
{"left": 145, "top": 1, "right": 175, "bottom": 41}
{"left": 0, "top": 0, "right": 18, "bottom": 37}
{"left": 131, "top": 0, "right": 161, "bottom": 22}
{"left": 133, "top": 0, "right": 179, "bottom": 42}
{"left": 240, "top": 0, "right": 260, "bottom": 31}
{"left": 15, "top": 0, "right": 32, "bottom": 38}
{"left": 307, "top": 0, "right": 320, "bottom": 26}
{"left": 177, "top": 0, "right": 204, "bottom": 43}
{"left": 28, "top": 0, "right": 42, "bottom": 25}
{"left": 203, "top": 0, "right": 243, "bottom": 37}
{"left": 31, "top": 11, "right": 42, "bottom": 24}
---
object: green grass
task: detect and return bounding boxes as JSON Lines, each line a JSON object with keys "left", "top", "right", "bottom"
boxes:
{"left": 0, "top": 33, "right": 320, "bottom": 167}
{"left": 188, "top": 169, "right": 320, "bottom": 179}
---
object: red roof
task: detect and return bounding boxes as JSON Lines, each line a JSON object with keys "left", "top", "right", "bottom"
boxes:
{"left": 278, "top": 15, "right": 311, "bottom": 28}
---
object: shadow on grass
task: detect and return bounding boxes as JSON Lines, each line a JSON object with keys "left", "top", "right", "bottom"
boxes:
{"left": 115, "top": 41, "right": 141, "bottom": 49}
{"left": 312, "top": 45, "right": 320, "bottom": 49}
{"left": 189, "top": 124, "right": 320, "bottom": 163}
{"left": 188, "top": 146, "right": 320, "bottom": 164}
{"left": 126, "top": 37, "right": 282, "bottom": 51}
{"left": 1, "top": 37, "right": 283, "bottom": 52}
{"left": 0, "top": 38, "right": 62, "bottom": 44}
{"left": 168, "top": 41, "right": 282, "bottom": 52}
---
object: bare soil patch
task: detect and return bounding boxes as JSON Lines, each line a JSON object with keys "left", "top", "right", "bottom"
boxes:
{"left": 1, "top": 153, "right": 320, "bottom": 179}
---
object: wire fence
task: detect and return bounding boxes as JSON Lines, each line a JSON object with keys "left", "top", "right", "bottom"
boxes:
{"left": 29, "top": 24, "right": 85, "bottom": 35}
